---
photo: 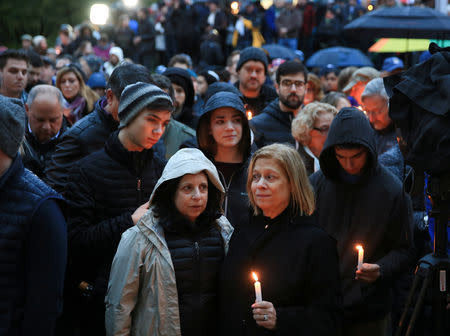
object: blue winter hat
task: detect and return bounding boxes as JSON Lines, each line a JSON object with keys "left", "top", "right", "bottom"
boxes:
{"left": 87, "top": 72, "right": 106, "bottom": 89}
{"left": 382, "top": 57, "right": 404, "bottom": 72}
{"left": 202, "top": 91, "right": 246, "bottom": 116}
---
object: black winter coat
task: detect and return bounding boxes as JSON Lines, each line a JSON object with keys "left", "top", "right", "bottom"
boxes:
{"left": 136, "top": 18, "right": 155, "bottom": 53}
{"left": 219, "top": 208, "right": 342, "bottom": 335}
{"left": 249, "top": 99, "right": 295, "bottom": 148}
{"left": 162, "top": 212, "right": 225, "bottom": 336}
{"left": 235, "top": 82, "right": 277, "bottom": 117}
{"left": 310, "top": 107, "right": 414, "bottom": 322}
{"left": 46, "top": 98, "right": 118, "bottom": 193}
{"left": 64, "top": 131, "right": 165, "bottom": 311}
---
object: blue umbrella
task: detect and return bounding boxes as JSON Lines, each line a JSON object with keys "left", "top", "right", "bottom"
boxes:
{"left": 262, "top": 44, "right": 298, "bottom": 60}
{"left": 306, "top": 46, "right": 373, "bottom": 68}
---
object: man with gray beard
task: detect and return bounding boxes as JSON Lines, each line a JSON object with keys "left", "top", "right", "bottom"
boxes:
{"left": 250, "top": 60, "right": 307, "bottom": 148}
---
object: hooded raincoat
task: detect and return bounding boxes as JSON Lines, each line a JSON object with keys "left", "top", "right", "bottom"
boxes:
{"left": 105, "top": 148, "right": 233, "bottom": 336}
{"left": 310, "top": 107, "right": 414, "bottom": 323}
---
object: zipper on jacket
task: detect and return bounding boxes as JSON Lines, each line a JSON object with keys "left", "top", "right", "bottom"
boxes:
{"left": 136, "top": 177, "right": 143, "bottom": 203}
{"left": 194, "top": 241, "right": 199, "bottom": 261}
{"left": 218, "top": 170, "right": 236, "bottom": 217}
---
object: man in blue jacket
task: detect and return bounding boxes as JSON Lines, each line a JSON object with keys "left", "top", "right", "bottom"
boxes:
{"left": 0, "top": 95, "right": 67, "bottom": 336}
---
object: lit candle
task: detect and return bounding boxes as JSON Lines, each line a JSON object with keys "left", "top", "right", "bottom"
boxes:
{"left": 356, "top": 245, "right": 364, "bottom": 270}
{"left": 252, "top": 272, "right": 262, "bottom": 302}
{"left": 246, "top": 110, "right": 253, "bottom": 120}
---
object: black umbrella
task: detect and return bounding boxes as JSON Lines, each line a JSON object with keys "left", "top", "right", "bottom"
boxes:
{"left": 261, "top": 44, "right": 298, "bottom": 60}
{"left": 344, "top": 6, "right": 450, "bottom": 40}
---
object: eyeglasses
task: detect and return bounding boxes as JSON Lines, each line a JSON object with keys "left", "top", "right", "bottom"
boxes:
{"left": 280, "top": 79, "right": 306, "bottom": 89}
{"left": 312, "top": 126, "right": 330, "bottom": 134}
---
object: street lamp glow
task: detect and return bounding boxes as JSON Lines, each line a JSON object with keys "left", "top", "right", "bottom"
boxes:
{"left": 90, "top": 4, "right": 109, "bottom": 25}
{"left": 123, "top": 0, "right": 138, "bottom": 8}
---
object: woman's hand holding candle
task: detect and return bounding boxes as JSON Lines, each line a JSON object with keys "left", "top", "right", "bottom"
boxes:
{"left": 252, "top": 301, "right": 277, "bottom": 330}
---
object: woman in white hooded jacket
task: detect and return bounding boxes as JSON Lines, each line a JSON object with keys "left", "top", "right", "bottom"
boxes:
{"left": 105, "top": 148, "right": 233, "bottom": 336}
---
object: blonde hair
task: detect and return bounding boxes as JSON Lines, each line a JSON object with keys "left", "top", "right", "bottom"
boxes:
{"left": 292, "top": 102, "right": 338, "bottom": 145}
{"left": 307, "top": 73, "right": 324, "bottom": 102}
{"left": 56, "top": 66, "right": 99, "bottom": 113}
{"left": 247, "top": 143, "right": 315, "bottom": 216}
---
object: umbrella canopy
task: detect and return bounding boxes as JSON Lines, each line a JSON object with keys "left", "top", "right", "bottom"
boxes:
{"left": 369, "top": 38, "right": 450, "bottom": 53}
{"left": 344, "top": 6, "right": 450, "bottom": 40}
{"left": 262, "top": 44, "right": 298, "bottom": 60}
{"left": 306, "top": 46, "right": 373, "bottom": 68}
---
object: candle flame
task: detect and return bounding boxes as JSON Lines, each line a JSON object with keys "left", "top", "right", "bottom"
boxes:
{"left": 252, "top": 272, "right": 259, "bottom": 282}
{"left": 247, "top": 110, "right": 253, "bottom": 120}
{"left": 356, "top": 244, "right": 363, "bottom": 251}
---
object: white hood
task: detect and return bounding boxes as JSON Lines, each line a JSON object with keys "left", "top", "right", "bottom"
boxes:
{"left": 149, "top": 148, "right": 225, "bottom": 203}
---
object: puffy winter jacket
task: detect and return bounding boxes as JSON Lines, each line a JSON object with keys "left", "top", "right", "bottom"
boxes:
{"left": 63, "top": 131, "right": 165, "bottom": 323}
{"left": 250, "top": 98, "right": 295, "bottom": 148}
{"left": 105, "top": 148, "right": 233, "bottom": 336}
{"left": 46, "top": 98, "right": 118, "bottom": 193}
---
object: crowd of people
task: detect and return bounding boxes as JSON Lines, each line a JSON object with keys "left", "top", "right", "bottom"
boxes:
{"left": 1, "top": 0, "right": 449, "bottom": 335}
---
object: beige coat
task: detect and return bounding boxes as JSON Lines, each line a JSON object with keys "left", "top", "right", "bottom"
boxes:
{"left": 105, "top": 148, "right": 234, "bottom": 336}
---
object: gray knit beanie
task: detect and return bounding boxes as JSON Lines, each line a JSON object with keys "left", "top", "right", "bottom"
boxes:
{"left": 236, "top": 47, "right": 268, "bottom": 74}
{"left": 118, "top": 82, "right": 173, "bottom": 129}
{"left": 0, "top": 95, "right": 26, "bottom": 158}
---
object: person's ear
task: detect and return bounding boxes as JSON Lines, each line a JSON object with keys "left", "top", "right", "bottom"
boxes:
{"left": 105, "top": 88, "right": 114, "bottom": 104}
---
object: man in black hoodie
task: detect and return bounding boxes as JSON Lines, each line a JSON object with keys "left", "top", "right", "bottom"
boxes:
{"left": 163, "top": 67, "right": 198, "bottom": 129}
{"left": 310, "top": 107, "right": 414, "bottom": 336}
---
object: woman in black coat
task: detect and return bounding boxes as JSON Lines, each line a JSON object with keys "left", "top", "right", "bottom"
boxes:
{"left": 219, "top": 143, "right": 342, "bottom": 335}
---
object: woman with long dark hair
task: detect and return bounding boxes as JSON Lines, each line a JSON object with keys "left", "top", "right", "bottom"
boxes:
{"left": 196, "top": 91, "right": 252, "bottom": 228}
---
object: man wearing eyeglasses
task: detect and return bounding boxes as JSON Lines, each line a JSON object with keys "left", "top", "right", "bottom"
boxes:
{"left": 250, "top": 60, "right": 307, "bottom": 148}
{"left": 361, "top": 78, "right": 397, "bottom": 155}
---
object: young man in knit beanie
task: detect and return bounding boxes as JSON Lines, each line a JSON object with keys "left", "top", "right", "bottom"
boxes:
{"left": 62, "top": 82, "right": 173, "bottom": 336}
{"left": 234, "top": 46, "right": 277, "bottom": 116}
{"left": 0, "top": 95, "right": 67, "bottom": 336}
